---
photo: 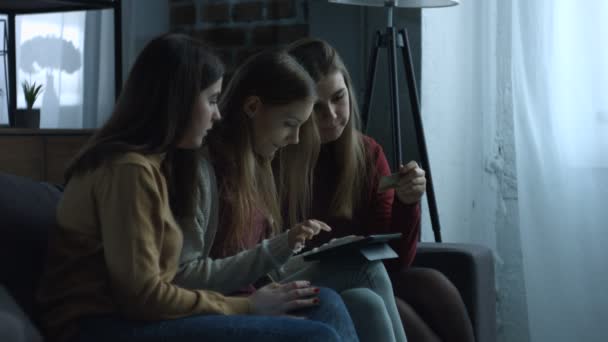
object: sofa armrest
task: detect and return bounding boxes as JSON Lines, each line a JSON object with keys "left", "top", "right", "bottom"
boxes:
{"left": 0, "top": 285, "right": 43, "bottom": 342}
{"left": 413, "top": 242, "right": 496, "bottom": 342}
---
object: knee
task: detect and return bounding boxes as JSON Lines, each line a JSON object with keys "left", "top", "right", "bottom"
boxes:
{"left": 395, "top": 267, "right": 461, "bottom": 301}
{"left": 316, "top": 287, "right": 350, "bottom": 314}
{"left": 316, "top": 287, "right": 344, "bottom": 305}
{"left": 341, "top": 287, "right": 386, "bottom": 313}
{"left": 416, "top": 268, "right": 459, "bottom": 295}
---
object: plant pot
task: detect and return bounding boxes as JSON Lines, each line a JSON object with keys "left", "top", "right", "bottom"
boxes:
{"left": 14, "top": 109, "right": 41, "bottom": 128}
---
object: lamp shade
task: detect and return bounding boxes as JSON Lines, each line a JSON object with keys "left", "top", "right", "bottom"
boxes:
{"left": 328, "top": 0, "right": 459, "bottom": 8}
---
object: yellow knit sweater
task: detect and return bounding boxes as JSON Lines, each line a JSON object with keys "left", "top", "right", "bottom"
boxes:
{"left": 37, "top": 152, "right": 251, "bottom": 342}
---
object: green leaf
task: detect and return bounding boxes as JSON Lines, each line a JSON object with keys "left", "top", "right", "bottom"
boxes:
{"left": 21, "top": 80, "right": 44, "bottom": 110}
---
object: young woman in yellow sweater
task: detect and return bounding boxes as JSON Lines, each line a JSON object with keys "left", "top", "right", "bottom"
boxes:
{"left": 36, "top": 33, "right": 357, "bottom": 342}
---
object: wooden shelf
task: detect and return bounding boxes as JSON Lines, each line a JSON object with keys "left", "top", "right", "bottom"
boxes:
{"left": 0, "top": 128, "right": 95, "bottom": 136}
{"left": 0, "top": 130, "right": 93, "bottom": 184}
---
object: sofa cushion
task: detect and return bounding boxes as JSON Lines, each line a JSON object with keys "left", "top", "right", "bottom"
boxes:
{"left": 0, "top": 172, "right": 62, "bottom": 323}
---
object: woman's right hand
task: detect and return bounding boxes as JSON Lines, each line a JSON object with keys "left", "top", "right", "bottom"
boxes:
{"left": 249, "top": 281, "right": 320, "bottom": 316}
{"left": 287, "top": 219, "right": 332, "bottom": 253}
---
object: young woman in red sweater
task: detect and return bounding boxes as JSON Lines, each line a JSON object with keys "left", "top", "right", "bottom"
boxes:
{"left": 284, "top": 38, "right": 475, "bottom": 342}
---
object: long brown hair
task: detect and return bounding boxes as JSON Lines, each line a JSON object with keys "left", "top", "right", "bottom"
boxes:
{"left": 65, "top": 33, "right": 224, "bottom": 219}
{"left": 286, "top": 38, "right": 370, "bottom": 219}
{"left": 206, "top": 49, "right": 318, "bottom": 255}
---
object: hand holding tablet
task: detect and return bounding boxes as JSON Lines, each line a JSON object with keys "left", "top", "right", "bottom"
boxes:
{"left": 298, "top": 233, "right": 402, "bottom": 261}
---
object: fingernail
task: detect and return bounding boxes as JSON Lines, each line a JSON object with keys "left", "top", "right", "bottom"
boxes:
{"left": 314, "top": 288, "right": 320, "bottom": 293}
{"left": 313, "top": 298, "right": 320, "bottom": 304}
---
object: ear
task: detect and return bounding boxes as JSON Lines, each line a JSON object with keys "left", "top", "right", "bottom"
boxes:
{"left": 243, "top": 96, "right": 262, "bottom": 118}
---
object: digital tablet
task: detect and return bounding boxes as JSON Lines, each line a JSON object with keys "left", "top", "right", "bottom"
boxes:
{"left": 299, "top": 233, "right": 402, "bottom": 261}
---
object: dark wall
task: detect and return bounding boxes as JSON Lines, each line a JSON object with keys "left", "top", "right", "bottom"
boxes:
{"left": 173, "top": 0, "right": 424, "bottom": 169}
{"left": 170, "top": 0, "right": 310, "bottom": 73}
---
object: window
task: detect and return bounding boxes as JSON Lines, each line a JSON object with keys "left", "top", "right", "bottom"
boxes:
{"left": 16, "top": 12, "right": 85, "bottom": 127}
{"left": 13, "top": 9, "right": 115, "bottom": 128}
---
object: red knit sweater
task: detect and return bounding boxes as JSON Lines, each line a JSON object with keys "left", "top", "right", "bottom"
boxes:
{"left": 306, "top": 135, "right": 421, "bottom": 272}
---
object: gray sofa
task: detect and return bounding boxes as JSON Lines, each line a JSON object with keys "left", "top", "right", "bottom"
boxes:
{"left": 0, "top": 171, "right": 496, "bottom": 341}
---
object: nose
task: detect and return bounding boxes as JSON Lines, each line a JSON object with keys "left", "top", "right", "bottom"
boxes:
{"left": 326, "top": 103, "right": 339, "bottom": 121}
{"left": 213, "top": 108, "right": 221, "bottom": 121}
{"left": 314, "top": 103, "right": 336, "bottom": 121}
{"left": 327, "top": 106, "right": 338, "bottom": 120}
{"left": 317, "top": 103, "right": 336, "bottom": 122}
{"left": 286, "top": 127, "right": 299, "bottom": 145}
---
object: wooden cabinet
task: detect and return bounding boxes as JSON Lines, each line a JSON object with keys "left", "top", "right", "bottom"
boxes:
{"left": 0, "top": 129, "right": 93, "bottom": 184}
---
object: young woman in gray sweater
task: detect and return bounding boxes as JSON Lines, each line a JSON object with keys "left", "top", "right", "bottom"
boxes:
{"left": 181, "top": 49, "right": 408, "bottom": 342}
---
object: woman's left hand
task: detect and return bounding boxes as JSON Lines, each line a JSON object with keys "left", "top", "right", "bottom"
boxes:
{"left": 395, "top": 161, "right": 426, "bottom": 205}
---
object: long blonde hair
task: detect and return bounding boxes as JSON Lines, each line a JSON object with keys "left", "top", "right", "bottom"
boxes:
{"left": 206, "top": 49, "right": 318, "bottom": 254}
{"left": 286, "top": 38, "right": 370, "bottom": 219}
{"left": 275, "top": 115, "right": 320, "bottom": 229}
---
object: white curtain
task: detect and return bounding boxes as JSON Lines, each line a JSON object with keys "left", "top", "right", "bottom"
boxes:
{"left": 513, "top": 0, "right": 608, "bottom": 341}
{"left": 422, "top": 0, "right": 608, "bottom": 341}
{"left": 83, "top": 10, "right": 115, "bottom": 128}
{"left": 16, "top": 12, "right": 86, "bottom": 128}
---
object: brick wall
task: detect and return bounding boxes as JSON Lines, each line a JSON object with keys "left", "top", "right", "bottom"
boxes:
{"left": 169, "top": 0, "right": 310, "bottom": 72}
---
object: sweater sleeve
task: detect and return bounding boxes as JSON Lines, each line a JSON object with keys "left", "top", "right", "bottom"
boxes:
{"left": 96, "top": 163, "right": 250, "bottom": 320}
{"left": 365, "top": 138, "right": 421, "bottom": 270}
{"left": 174, "top": 231, "right": 293, "bottom": 294}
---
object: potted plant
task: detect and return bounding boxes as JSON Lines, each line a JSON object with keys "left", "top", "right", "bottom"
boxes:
{"left": 15, "top": 80, "right": 44, "bottom": 128}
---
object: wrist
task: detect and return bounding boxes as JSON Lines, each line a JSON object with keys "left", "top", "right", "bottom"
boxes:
{"left": 396, "top": 195, "right": 420, "bottom": 208}
{"left": 286, "top": 228, "right": 295, "bottom": 249}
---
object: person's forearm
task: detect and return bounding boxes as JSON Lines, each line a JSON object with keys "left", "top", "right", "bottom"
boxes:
{"left": 174, "top": 231, "right": 293, "bottom": 293}
{"left": 113, "top": 275, "right": 251, "bottom": 320}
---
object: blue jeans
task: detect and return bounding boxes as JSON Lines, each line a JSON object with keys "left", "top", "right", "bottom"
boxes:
{"left": 76, "top": 287, "right": 358, "bottom": 342}
{"left": 276, "top": 258, "right": 407, "bottom": 342}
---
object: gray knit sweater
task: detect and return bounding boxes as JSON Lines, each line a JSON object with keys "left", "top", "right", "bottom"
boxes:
{"left": 173, "top": 157, "right": 294, "bottom": 294}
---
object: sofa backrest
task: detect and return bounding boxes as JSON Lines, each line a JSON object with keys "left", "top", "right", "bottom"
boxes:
{"left": 0, "top": 172, "right": 62, "bottom": 323}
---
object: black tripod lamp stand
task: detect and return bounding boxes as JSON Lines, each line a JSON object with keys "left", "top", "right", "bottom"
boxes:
{"left": 329, "top": 0, "right": 460, "bottom": 243}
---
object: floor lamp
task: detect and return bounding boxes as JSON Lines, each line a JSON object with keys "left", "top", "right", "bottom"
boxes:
{"left": 328, "top": 0, "right": 460, "bottom": 243}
